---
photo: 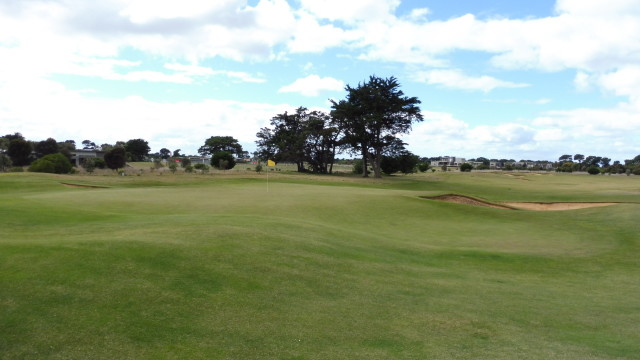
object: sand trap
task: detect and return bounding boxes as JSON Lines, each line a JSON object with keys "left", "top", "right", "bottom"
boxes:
{"left": 425, "top": 195, "right": 513, "bottom": 210}
{"left": 502, "top": 202, "right": 618, "bottom": 211}
{"left": 425, "top": 194, "right": 619, "bottom": 211}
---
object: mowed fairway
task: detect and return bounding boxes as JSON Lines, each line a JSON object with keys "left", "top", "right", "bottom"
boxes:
{"left": 1, "top": 171, "right": 639, "bottom": 359}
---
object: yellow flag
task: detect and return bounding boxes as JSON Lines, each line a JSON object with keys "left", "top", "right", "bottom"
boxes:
{"left": 267, "top": 160, "right": 276, "bottom": 167}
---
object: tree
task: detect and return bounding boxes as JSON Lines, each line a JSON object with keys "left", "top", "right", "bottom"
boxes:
{"left": 83, "top": 158, "right": 97, "bottom": 174}
{"left": 331, "top": 76, "right": 423, "bottom": 178}
{"left": 255, "top": 108, "right": 311, "bottom": 172}
{"left": 104, "top": 147, "right": 126, "bottom": 170}
{"left": 35, "top": 138, "right": 59, "bottom": 158}
{"left": 29, "top": 153, "right": 73, "bottom": 174}
{"left": 0, "top": 153, "right": 12, "bottom": 171}
{"left": 7, "top": 138, "right": 33, "bottom": 166}
{"left": 211, "top": 151, "right": 236, "bottom": 170}
{"left": 460, "top": 163, "right": 473, "bottom": 172}
{"left": 159, "top": 148, "right": 171, "bottom": 159}
{"left": 558, "top": 154, "right": 572, "bottom": 162}
{"left": 573, "top": 154, "right": 584, "bottom": 163}
{"left": 82, "top": 140, "right": 97, "bottom": 150}
{"left": 124, "top": 139, "right": 150, "bottom": 161}
{"left": 199, "top": 136, "right": 244, "bottom": 157}
{"left": 301, "top": 110, "right": 340, "bottom": 174}
{"left": 173, "top": 149, "right": 183, "bottom": 158}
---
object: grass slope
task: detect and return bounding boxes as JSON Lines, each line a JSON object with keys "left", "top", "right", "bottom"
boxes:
{"left": 1, "top": 172, "right": 639, "bottom": 359}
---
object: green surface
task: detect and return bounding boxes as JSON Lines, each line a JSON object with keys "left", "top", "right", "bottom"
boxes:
{"left": 1, "top": 171, "right": 639, "bottom": 359}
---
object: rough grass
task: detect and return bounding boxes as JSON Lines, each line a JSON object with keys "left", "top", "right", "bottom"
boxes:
{"left": 1, "top": 171, "right": 639, "bottom": 359}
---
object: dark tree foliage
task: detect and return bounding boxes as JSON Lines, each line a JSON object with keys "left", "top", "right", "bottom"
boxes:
{"left": 29, "top": 153, "right": 73, "bottom": 174}
{"left": 124, "top": 139, "right": 150, "bottom": 161}
{"left": 3, "top": 132, "right": 24, "bottom": 141}
{"left": 380, "top": 151, "right": 420, "bottom": 175}
{"left": 35, "top": 138, "right": 59, "bottom": 158}
{"left": 199, "top": 136, "right": 244, "bottom": 157}
{"left": 82, "top": 140, "right": 97, "bottom": 150}
{"left": 104, "top": 147, "right": 126, "bottom": 170}
{"left": 331, "top": 75, "right": 423, "bottom": 178}
{"left": 159, "top": 148, "right": 171, "bottom": 159}
{"left": 587, "top": 166, "right": 600, "bottom": 175}
{"left": 255, "top": 107, "right": 339, "bottom": 174}
{"left": 211, "top": 151, "right": 236, "bottom": 170}
{"left": 460, "top": 163, "right": 473, "bottom": 172}
{"left": 7, "top": 138, "right": 33, "bottom": 166}
{"left": 0, "top": 153, "right": 12, "bottom": 171}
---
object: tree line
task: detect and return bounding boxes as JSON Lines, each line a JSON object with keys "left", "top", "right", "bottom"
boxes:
{"left": 255, "top": 75, "right": 423, "bottom": 178}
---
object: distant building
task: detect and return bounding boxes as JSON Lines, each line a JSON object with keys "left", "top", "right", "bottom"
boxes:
{"left": 70, "top": 149, "right": 105, "bottom": 166}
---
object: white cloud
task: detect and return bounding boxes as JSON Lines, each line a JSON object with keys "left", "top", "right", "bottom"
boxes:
{"left": 0, "top": 77, "right": 290, "bottom": 153}
{"left": 278, "top": 75, "right": 344, "bottom": 97}
{"left": 415, "top": 69, "right": 529, "bottom": 92}
{"left": 299, "top": 0, "right": 400, "bottom": 24}
{"left": 403, "top": 103, "right": 640, "bottom": 161}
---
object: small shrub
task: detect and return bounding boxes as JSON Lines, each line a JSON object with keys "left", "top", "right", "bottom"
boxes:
{"left": 9, "top": 166, "right": 24, "bottom": 172}
{"left": 94, "top": 158, "right": 106, "bottom": 169}
{"left": 417, "top": 162, "right": 429, "bottom": 172}
{"left": 587, "top": 166, "right": 600, "bottom": 175}
{"left": 255, "top": 164, "right": 263, "bottom": 173}
{"left": 632, "top": 166, "right": 640, "bottom": 176}
{"left": 184, "top": 165, "right": 194, "bottom": 173}
{"left": 83, "top": 158, "right": 97, "bottom": 174}
{"left": 353, "top": 159, "right": 363, "bottom": 174}
{"left": 0, "top": 153, "right": 12, "bottom": 171}
{"left": 460, "top": 163, "right": 473, "bottom": 172}
{"left": 29, "top": 153, "right": 73, "bottom": 174}
{"left": 194, "top": 163, "right": 209, "bottom": 173}
{"left": 168, "top": 162, "right": 178, "bottom": 173}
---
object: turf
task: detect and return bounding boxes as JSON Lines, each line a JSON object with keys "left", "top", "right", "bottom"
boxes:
{"left": 1, "top": 171, "right": 639, "bottom": 359}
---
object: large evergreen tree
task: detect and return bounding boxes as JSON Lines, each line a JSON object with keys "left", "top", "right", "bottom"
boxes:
{"left": 331, "top": 76, "right": 423, "bottom": 178}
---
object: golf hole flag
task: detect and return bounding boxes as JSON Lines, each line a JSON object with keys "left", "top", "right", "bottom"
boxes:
{"left": 267, "top": 160, "right": 276, "bottom": 167}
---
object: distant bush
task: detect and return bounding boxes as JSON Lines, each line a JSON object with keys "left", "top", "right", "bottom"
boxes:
{"left": 0, "top": 153, "right": 12, "bottom": 171}
{"left": 180, "top": 157, "right": 192, "bottom": 168}
{"left": 255, "top": 163, "right": 263, "bottom": 173}
{"left": 168, "top": 162, "right": 178, "bottom": 173}
{"left": 353, "top": 159, "right": 363, "bottom": 174}
{"left": 184, "top": 165, "right": 194, "bottom": 173}
{"left": 94, "top": 158, "right": 106, "bottom": 169}
{"left": 193, "top": 163, "right": 209, "bottom": 173}
{"left": 29, "top": 153, "right": 73, "bottom": 174}
{"left": 417, "top": 162, "right": 429, "bottom": 172}
{"left": 211, "top": 151, "right": 236, "bottom": 170}
{"left": 460, "top": 163, "right": 473, "bottom": 172}
{"left": 8, "top": 166, "right": 24, "bottom": 172}
{"left": 587, "top": 166, "right": 600, "bottom": 175}
{"left": 83, "top": 158, "right": 97, "bottom": 173}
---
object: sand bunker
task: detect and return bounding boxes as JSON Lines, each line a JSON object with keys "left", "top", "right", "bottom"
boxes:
{"left": 502, "top": 202, "right": 617, "bottom": 211}
{"left": 425, "top": 194, "right": 618, "bottom": 211}
{"left": 426, "top": 195, "right": 513, "bottom": 210}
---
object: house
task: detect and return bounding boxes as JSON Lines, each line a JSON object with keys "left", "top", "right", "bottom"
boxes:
{"left": 70, "top": 149, "right": 105, "bottom": 166}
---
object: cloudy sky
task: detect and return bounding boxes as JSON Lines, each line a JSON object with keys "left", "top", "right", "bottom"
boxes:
{"left": 1, "top": 0, "right": 639, "bottom": 161}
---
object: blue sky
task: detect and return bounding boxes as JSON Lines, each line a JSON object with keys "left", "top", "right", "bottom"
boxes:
{"left": 1, "top": 0, "right": 639, "bottom": 161}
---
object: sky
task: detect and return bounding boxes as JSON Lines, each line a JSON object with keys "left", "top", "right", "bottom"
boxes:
{"left": 1, "top": 0, "right": 639, "bottom": 161}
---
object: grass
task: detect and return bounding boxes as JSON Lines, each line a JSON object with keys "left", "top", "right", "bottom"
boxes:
{"left": 1, "top": 171, "right": 639, "bottom": 359}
